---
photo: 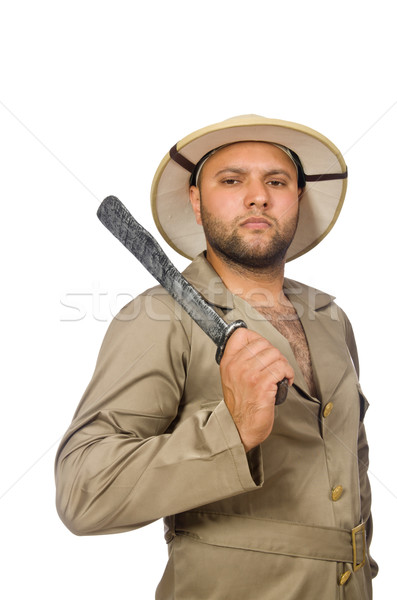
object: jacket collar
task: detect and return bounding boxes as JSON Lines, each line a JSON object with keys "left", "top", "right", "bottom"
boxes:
{"left": 183, "top": 252, "right": 236, "bottom": 309}
{"left": 183, "top": 253, "right": 335, "bottom": 312}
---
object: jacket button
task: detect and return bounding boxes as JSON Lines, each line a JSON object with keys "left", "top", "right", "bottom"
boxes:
{"left": 332, "top": 485, "right": 343, "bottom": 501}
{"left": 339, "top": 571, "right": 351, "bottom": 585}
{"left": 323, "top": 402, "right": 334, "bottom": 418}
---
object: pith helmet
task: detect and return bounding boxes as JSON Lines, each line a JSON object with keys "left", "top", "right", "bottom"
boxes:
{"left": 151, "top": 114, "right": 347, "bottom": 261}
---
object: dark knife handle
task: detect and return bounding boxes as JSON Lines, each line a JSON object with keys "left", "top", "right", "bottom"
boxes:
{"left": 215, "top": 320, "right": 248, "bottom": 365}
{"left": 215, "top": 319, "right": 288, "bottom": 405}
{"left": 275, "top": 378, "right": 289, "bottom": 405}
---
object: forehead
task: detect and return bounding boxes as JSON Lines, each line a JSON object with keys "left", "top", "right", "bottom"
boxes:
{"left": 201, "top": 141, "right": 297, "bottom": 176}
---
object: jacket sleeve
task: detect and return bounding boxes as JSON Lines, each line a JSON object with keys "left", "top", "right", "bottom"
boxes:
{"left": 55, "top": 291, "right": 262, "bottom": 536}
{"left": 339, "top": 307, "right": 379, "bottom": 578}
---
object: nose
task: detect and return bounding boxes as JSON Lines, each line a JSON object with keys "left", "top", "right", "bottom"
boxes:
{"left": 243, "top": 178, "right": 270, "bottom": 209}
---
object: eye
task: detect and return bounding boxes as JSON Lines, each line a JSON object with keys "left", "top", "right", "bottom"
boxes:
{"left": 267, "top": 180, "right": 285, "bottom": 187}
{"left": 222, "top": 178, "right": 241, "bottom": 185}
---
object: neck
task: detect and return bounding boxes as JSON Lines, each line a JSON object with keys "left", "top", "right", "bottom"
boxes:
{"left": 205, "top": 246, "right": 287, "bottom": 310}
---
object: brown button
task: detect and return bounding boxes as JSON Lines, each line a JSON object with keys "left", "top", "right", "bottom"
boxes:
{"left": 339, "top": 570, "right": 351, "bottom": 585}
{"left": 332, "top": 485, "right": 343, "bottom": 501}
{"left": 323, "top": 402, "right": 334, "bottom": 418}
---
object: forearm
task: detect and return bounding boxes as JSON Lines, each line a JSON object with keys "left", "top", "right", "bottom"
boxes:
{"left": 55, "top": 400, "right": 262, "bottom": 535}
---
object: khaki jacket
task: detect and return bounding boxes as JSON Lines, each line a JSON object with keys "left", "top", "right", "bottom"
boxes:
{"left": 55, "top": 254, "right": 377, "bottom": 599}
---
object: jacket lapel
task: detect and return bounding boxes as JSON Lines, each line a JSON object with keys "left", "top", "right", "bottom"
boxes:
{"left": 285, "top": 278, "right": 349, "bottom": 405}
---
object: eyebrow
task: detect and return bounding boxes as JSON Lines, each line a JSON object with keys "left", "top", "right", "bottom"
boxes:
{"left": 214, "top": 167, "right": 294, "bottom": 180}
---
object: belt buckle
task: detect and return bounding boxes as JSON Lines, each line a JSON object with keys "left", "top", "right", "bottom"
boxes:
{"left": 352, "top": 523, "right": 366, "bottom": 572}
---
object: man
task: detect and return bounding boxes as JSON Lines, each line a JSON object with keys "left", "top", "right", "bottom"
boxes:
{"left": 55, "top": 115, "right": 377, "bottom": 599}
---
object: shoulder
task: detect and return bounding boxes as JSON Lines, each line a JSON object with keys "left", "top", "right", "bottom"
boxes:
{"left": 284, "top": 276, "right": 359, "bottom": 373}
{"left": 285, "top": 275, "right": 354, "bottom": 325}
{"left": 283, "top": 276, "right": 336, "bottom": 311}
{"left": 112, "top": 283, "right": 193, "bottom": 339}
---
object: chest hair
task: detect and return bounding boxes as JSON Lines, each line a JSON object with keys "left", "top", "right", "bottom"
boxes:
{"left": 253, "top": 303, "right": 317, "bottom": 398}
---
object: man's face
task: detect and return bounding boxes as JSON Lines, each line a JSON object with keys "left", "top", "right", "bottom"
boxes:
{"left": 189, "top": 142, "right": 301, "bottom": 270}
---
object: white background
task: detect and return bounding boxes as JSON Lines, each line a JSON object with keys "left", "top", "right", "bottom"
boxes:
{"left": 1, "top": 1, "right": 396, "bottom": 597}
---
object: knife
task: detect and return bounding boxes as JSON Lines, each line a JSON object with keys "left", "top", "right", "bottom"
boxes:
{"left": 97, "top": 195, "right": 288, "bottom": 405}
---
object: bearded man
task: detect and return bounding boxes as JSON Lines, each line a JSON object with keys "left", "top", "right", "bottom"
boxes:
{"left": 55, "top": 115, "right": 378, "bottom": 599}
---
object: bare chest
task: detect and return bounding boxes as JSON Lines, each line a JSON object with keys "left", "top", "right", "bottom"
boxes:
{"left": 255, "top": 305, "right": 317, "bottom": 397}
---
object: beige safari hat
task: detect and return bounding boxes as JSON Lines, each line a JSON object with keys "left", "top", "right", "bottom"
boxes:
{"left": 151, "top": 114, "right": 347, "bottom": 261}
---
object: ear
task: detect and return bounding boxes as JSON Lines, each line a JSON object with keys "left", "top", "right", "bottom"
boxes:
{"left": 189, "top": 185, "right": 202, "bottom": 225}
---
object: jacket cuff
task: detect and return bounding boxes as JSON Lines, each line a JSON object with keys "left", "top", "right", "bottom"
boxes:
{"left": 213, "top": 400, "right": 264, "bottom": 489}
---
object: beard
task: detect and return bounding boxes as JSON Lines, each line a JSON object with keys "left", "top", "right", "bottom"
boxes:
{"left": 200, "top": 205, "right": 298, "bottom": 272}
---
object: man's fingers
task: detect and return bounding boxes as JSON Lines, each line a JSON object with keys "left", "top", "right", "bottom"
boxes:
{"left": 238, "top": 353, "right": 294, "bottom": 388}
{"left": 249, "top": 349, "right": 295, "bottom": 386}
{"left": 221, "top": 327, "right": 271, "bottom": 362}
{"left": 222, "top": 328, "right": 294, "bottom": 385}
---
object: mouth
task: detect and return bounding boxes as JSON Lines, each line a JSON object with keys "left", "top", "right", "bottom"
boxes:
{"left": 240, "top": 217, "right": 272, "bottom": 230}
